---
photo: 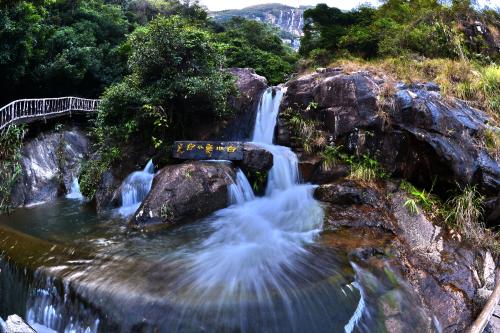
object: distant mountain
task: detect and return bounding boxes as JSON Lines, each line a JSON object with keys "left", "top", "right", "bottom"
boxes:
{"left": 210, "top": 3, "right": 311, "bottom": 50}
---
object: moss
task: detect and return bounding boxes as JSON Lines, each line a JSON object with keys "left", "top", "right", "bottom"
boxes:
{"left": 160, "top": 204, "right": 174, "bottom": 221}
{"left": 245, "top": 170, "right": 268, "bottom": 195}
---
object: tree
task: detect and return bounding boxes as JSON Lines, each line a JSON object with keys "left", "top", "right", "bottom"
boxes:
{"left": 217, "top": 17, "right": 297, "bottom": 85}
{"left": 98, "top": 15, "right": 235, "bottom": 147}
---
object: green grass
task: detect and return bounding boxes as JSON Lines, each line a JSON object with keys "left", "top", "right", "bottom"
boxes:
{"left": 348, "top": 155, "right": 386, "bottom": 181}
{"left": 399, "top": 180, "right": 499, "bottom": 253}
{"left": 320, "top": 145, "right": 343, "bottom": 171}
{"left": 282, "top": 108, "right": 326, "bottom": 154}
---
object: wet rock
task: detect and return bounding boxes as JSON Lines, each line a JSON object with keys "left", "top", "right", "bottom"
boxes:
{"left": 95, "top": 169, "right": 122, "bottom": 212}
{"left": 94, "top": 141, "right": 156, "bottom": 213}
{"left": 5, "top": 315, "right": 36, "bottom": 333}
{"left": 228, "top": 68, "right": 268, "bottom": 111}
{"left": 11, "top": 128, "right": 89, "bottom": 207}
{"left": 485, "top": 194, "right": 500, "bottom": 223}
{"left": 215, "top": 68, "right": 268, "bottom": 141}
{"left": 322, "top": 204, "right": 391, "bottom": 230}
{"left": 312, "top": 164, "right": 351, "bottom": 185}
{"left": 320, "top": 227, "right": 394, "bottom": 254}
{"left": 317, "top": 178, "right": 485, "bottom": 332}
{"left": 297, "top": 155, "right": 350, "bottom": 184}
{"left": 131, "top": 162, "right": 235, "bottom": 229}
{"left": 280, "top": 68, "right": 500, "bottom": 196}
{"left": 239, "top": 144, "right": 273, "bottom": 172}
{"left": 315, "top": 180, "right": 381, "bottom": 206}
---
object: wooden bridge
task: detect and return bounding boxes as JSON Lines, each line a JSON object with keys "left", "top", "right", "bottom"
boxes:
{"left": 0, "top": 97, "right": 101, "bottom": 131}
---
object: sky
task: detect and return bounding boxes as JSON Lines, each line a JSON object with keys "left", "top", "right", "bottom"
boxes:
{"left": 199, "top": 0, "right": 499, "bottom": 11}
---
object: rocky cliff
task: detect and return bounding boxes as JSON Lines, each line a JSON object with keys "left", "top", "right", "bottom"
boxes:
{"left": 11, "top": 128, "right": 89, "bottom": 207}
{"left": 211, "top": 4, "right": 309, "bottom": 49}
{"left": 277, "top": 66, "right": 500, "bottom": 332}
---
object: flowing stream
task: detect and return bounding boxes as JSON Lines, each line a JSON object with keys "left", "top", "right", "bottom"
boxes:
{"left": 0, "top": 88, "right": 433, "bottom": 333}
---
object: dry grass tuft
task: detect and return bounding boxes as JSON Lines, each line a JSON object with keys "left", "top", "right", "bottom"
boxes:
{"left": 444, "top": 185, "right": 499, "bottom": 254}
{"left": 320, "top": 57, "right": 499, "bottom": 125}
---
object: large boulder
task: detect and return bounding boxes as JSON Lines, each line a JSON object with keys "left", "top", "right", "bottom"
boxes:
{"left": 11, "top": 128, "right": 89, "bottom": 207}
{"left": 211, "top": 68, "right": 268, "bottom": 141}
{"left": 239, "top": 143, "right": 273, "bottom": 172}
{"left": 280, "top": 69, "right": 500, "bottom": 196}
{"left": 314, "top": 179, "right": 381, "bottom": 206}
{"left": 131, "top": 162, "right": 236, "bottom": 229}
{"left": 316, "top": 179, "right": 494, "bottom": 333}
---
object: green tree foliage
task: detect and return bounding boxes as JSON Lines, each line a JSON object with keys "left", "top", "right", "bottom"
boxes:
{"left": 0, "top": 125, "right": 26, "bottom": 213}
{"left": 0, "top": 0, "right": 130, "bottom": 104}
{"left": 97, "top": 15, "right": 235, "bottom": 150}
{"left": 0, "top": 0, "right": 211, "bottom": 105}
{"left": 216, "top": 17, "right": 298, "bottom": 85}
{"left": 80, "top": 15, "right": 236, "bottom": 198}
{"left": 0, "top": 1, "right": 47, "bottom": 101}
{"left": 109, "top": 0, "right": 208, "bottom": 25}
{"left": 300, "top": 0, "right": 499, "bottom": 63}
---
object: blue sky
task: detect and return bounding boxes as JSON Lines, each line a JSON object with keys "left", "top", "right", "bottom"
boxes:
{"left": 200, "top": 0, "right": 499, "bottom": 11}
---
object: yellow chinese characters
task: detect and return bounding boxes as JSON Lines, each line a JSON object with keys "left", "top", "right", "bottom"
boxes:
{"left": 177, "top": 143, "right": 184, "bottom": 154}
{"left": 205, "top": 144, "right": 214, "bottom": 157}
{"left": 227, "top": 145, "right": 237, "bottom": 153}
{"left": 187, "top": 143, "right": 196, "bottom": 151}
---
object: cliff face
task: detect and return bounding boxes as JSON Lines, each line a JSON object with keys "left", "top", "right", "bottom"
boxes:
{"left": 211, "top": 4, "right": 309, "bottom": 49}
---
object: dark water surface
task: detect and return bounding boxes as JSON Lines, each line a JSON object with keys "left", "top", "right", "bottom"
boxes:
{"left": 0, "top": 198, "right": 432, "bottom": 333}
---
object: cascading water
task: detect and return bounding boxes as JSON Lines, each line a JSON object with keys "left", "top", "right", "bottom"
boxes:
{"left": 228, "top": 169, "right": 255, "bottom": 205}
{"left": 66, "top": 178, "right": 84, "bottom": 200}
{"left": 158, "top": 87, "right": 345, "bottom": 331}
{"left": 117, "top": 160, "right": 155, "bottom": 217}
{"left": 0, "top": 86, "right": 437, "bottom": 333}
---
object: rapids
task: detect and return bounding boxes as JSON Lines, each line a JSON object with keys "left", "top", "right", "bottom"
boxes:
{"left": 0, "top": 87, "right": 433, "bottom": 333}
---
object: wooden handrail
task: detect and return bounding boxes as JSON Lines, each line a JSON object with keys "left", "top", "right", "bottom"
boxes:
{"left": 0, "top": 97, "right": 100, "bottom": 131}
{"left": 466, "top": 269, "right": 500, "bottom": 333}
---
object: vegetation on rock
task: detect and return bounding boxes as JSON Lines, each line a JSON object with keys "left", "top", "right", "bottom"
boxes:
{"left": 0, "top": 125, "right": 26, "bottom": 213}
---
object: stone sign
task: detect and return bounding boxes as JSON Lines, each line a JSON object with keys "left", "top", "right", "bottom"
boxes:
{"left": 172, "top": 141, "right": 244, "bottom": 160}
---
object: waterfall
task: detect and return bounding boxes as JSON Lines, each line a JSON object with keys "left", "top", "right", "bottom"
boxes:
{"left": 66, "top": 178, "right": 83, "bottom": 200}
{"left": 169, "top": 87, "right": 329, "bottom": 331}
{"left": 344, "top": 282, "right": 366, "bottom": 333}
{"left": 228, "top": 169, "right": 255, "bottom": 205}
{"left": 117, "top": 160, "right": 155, "bottom": 217}
{"left": 26, "top": 273, "right": 100, "bottom": 333}
{"left": 252, "top": 87, "right": 284, "bottom": 144}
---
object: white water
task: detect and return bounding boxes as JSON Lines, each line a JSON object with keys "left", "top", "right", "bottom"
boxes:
{"left": 173, "top": 87, "right": 325, "bottom": 327}
{"left": 66, "top": 178, "right": 84, "bottom": 200}
{"left": 228, "top": 169, "right": 255, "bottom": 205}
{"left": 117, "top": 160, "right": 155, "bottom": 217}
{"left": 344, "top": 282, "right": 366, "bottom": 333}
{"left": 252, "top": 87, "right": 284, "bottom": 144}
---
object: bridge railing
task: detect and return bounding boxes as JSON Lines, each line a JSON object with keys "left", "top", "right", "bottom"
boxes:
{"left": 0, "top": 97, "right": 101, "bottom": 131}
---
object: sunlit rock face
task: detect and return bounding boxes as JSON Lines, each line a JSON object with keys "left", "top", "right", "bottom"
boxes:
{"left": 211, "top": 4, "right": 308, "bottom": 49}
{"left": 279, "top": 68, "right": 500, "bottom": 197}
{"left": 131, "top": 162, "right": 237, "bottom": 229}
{"left": 11, "top": 128, "right": 89, "bottom": 207}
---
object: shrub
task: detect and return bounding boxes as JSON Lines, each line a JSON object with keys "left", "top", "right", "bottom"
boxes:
{"left": 320, "top": 145, "right": 343, "bottom": 171}
{"left": 0, "top": 125, "right": 26, "bottom": 212}
{"left": 79, "top": 146, "right": 121, "bottom": 200}
{"left": 400, "top": 180, "right": 440, "bottom": 216}
{"left": 444, "top": 185, "right": 483, "bottom": 238}
{"left": 348, "top": 154, "right": 386, "bottom": 181}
